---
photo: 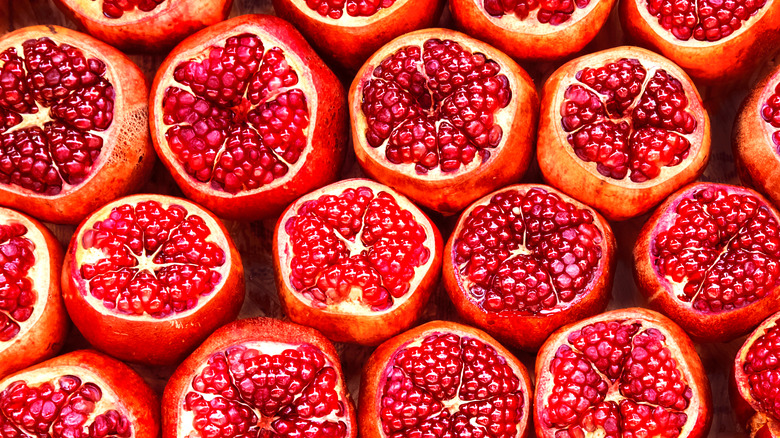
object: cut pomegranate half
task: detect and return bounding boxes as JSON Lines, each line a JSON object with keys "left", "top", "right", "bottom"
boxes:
{"left": 150, "top": 14, "right": 348, "bottom": 221}
{"left": 62, "top": 194, "right": 245, "bottom": 365}
{"left": 534, "top": 307, "right": 712, "bottom": 438}
{"left": 538, "top": 46, "right": 710, "bottom": 221}
{"left": 349, "top": 28, "right": 539, "bottom": 215}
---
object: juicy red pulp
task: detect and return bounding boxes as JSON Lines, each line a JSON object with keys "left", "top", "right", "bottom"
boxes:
{"left": 761, "top": 81, "right": 780, "bottom": 150}
{"left": 306, "top": 0, "right": 396, "bottom": 19}
{"left": 483, "top": 0, "right": 591, "bottom": 25}
{"left": 743, "top": 322, "right": 780, "bottom": 421}
{"left": 162, "top": 34, "right": 309, "bottom": 194}
{"left": 644, "top": 0, "right": 767, "bottom": 41}
{"left": 361, "top": 38, "right": 512, "bottom": 174}
{"left": 0, "top": 38, "right": 114, "bottom": 195}
{"left": 101, "top": 0, "right": 164, "bottom": 19}
{"left": 285, "top": 186, "right": 430, "bottom": 311}
{"left": 0, "top": 222, "right": 35, "bottom": 341}
{"left": 78, "top": 200, "right": 226, "bottom": 317}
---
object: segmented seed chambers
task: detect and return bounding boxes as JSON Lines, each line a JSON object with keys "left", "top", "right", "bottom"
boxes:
{"left": 644, "top": 0, "right": 767, "bottom": 42}
{"left": 0, "top": 222, "right": 36, "bottom": 342}
{"left": 101, "top": 0, "right": 165, "bottom": 19}
{"left": 483, "top": 0, "right": 592, "bottom": 25}
{"left": 306, "top": 0, "right": 397, "bottom": 19}
{"left": 761, "top": 81, "right": 780, "bottom": 150}
{"left": 744, "top": 323, "right": 780, "bottom": 421}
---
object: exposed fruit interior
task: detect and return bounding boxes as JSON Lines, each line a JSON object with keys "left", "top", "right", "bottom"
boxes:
{"left": 183, "top": 342, "right": 350, "bottom": 438}
{"left": 306, "top": 0, "right": 397, "bottom": 19}
{"left": 162, "top": 34, "right": 311, "bottom": 195}
{"left": 379, "top": 332, "right": 525, "bottom": 437}
{"left": 483, "top": 0, "right": 592, "bottom": 25}
{"left": 0, "top": 222, "right": 36, "bottom": 341}
{"left": 743, "top": 321, "right": 780, "bottom": 421}
{"left": 651, "top": 185, "right": 780, "bottom": 313}
{"left": 453, "top": 187, "right": 604, "bottom": 315}
{"left": 100, "top": 0, "right": 164, "bottom": 19}
{"left": 761, "top": 80, "right": 780, "bottom": 150}
{"left": 542, "top": 320, "right": 695, "bottom": 437}
{"left": 284, "top": 186, "right": 430, "bottom": 312}
{"left": 643, "top": 0, "right": 768, "bottom": 41}
{"left": 77, "top": 200, "right": 227, "bottom": 317}
{"left": 0, "top": 38, "right": 114, "bottom": 195}
{"left": 360, "top": 38, "right": 512, "bottom": 175}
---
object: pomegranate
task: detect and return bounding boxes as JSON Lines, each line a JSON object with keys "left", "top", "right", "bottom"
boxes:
{"left": 634, "top": 182, "right": 780, "bottom": 343}
{"left": 359, "top": 320, "right": 533, "bottom": 438}
{"left": 443, "top": 184, "right": 616, "bottom": 351}
{"left": 272, "top": 0, "right": 444, "bottom": 73}
{"left": 0, "top": 25, "right": 154, "bottom": 225}
{"left": 61, "top": 194, "right": 245, "bottom": 366}
{"left": 52, "top": 0, "right": 233, "bottom": 53}
{"left": 0, "top": 206, "right": 67, "bottom": 379}
{"left": 537, "top": 46, "right": 710, "bottom": 221}
{"left": 534, "top": 307, "right": 712, "bottom": 438}
{"left": 349, "top": 28, "right": 539, "bottom": 215}
{"left": 163, "top": 317, "right": 357, "bottom": 438}
{"left": 273, "top": 178, "right": 443, "bottom": 346}
{"left": 150, "top": 14, "right": 348, "bottom": 221}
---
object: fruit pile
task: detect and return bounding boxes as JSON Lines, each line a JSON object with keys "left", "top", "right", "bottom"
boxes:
{"left": 1, "top": 0, "right": 780, "bottom": 436}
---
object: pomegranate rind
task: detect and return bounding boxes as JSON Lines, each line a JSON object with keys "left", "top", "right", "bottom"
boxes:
{"left": 349, "top": 28, "right": 540, "bottom": 215}
{"left": 62, "top": 194, "right": 245, "bottom": 366}
{"left": 273, "top": 178, "right": 443, "bottom": 346}
{"left": 150, "top": 14, "right": 348, "bottom": 221}
{"left": 538, "top": 45, "right": 710, "bottom": 221}
{"left": 163, "top": 317, "right": 357, "bottom": 438}
{"left": 0, "top": 25, "right": 155, "bottom": 225}
{"left": 534, "top": 307, "right": 712, "bottom": 438}
{"left": 442, "top": 184, "right": 616, "bottom": 351}
{"left": 359, "top": 320, "right": 533, "bottom": 438}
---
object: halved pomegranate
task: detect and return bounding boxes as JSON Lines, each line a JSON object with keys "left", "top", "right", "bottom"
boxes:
{"left": 349, "top": 28, "right": 539, "bottom": 215}
{"left": 52, "top": 0, "right": 233, "bottom": 53}
{"left": 62, "top": 194, "right": 245, "bottom": 366}
{"left": 0, "top": 25, "right": 154, "bottom": 224}
{"left": 359, "top": 320, "right": 533, "bottom": 438}
{"left": 538, "top": 46, "right": 710, "bottom": 221}
{"left": 535, "top": 307, "right": 712, "bottom": 438}
{"left": 0, "top": 349, "right": 160, "bottom": 438}
{"left": 273, "top": 178, "right": 442, "bottom": 346}
{"left": 443, "top": 184, "right": 616, "bottom": 351}
{"left": 634, "top": 182, "right": 780, "bottom": 343}
{"left": 150, "top": 14, "right": 348, "bottom": 221}
{"left": 163, "top": 317, "right": 357, "bottom": 438}
{"left": 0, "top": 206, "right": 67, "bottom": 379}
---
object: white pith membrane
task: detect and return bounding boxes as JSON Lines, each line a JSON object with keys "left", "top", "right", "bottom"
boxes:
{"left": 72, "top": 195, "right": 231, "bottom": 321}
{"left": 477, "top": 0, "right": 601, "bottom": 34}
{"left": 62, "top": 0, "right": 171, "bottom": 22}
{"left": 759, "top": 73, "right": 780, "bottom": 157}
{"left": 290, "top": 0, "right": 413, "bottom": 26}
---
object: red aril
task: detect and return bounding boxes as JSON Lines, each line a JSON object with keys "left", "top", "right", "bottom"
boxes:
{"left": 443, "top": 184, "right": 616, "bottom": 351}
{"left": 534, "top": 307, "right": 712, "bottom": 438}
{"left": 359, "top": 320, "right": 533, "bottom": 438}
{"left": 163, "top": 317, "right": 357, "bottom": 438}
{"left": 349, "top": 28, "right": 539, "bottom": 215}
{"left": 634, "top": 182, "right": 780, "bottom": 343}
{"left": 62, "top": 194, "right": 245, "bottom": 366}
{"left": 537, "top": 46, "right": 710, "bottom": 221}
{"left": 273, "top": 178, "right": 442, "bottom": 346}
{"left": 150, "top": 14, "right": 348, "bottom": 221}
{"left": 0, "top": 26, "right": 154, "bottom": 225}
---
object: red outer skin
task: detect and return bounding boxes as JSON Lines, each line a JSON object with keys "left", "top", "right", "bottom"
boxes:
{"left": 442, "top": 184, "right": 616, "bottom": 352}
{"left": 534, "top": 307, "right": 712, "bottom": 438}
{"left": 272, "top": 178, "right": 443, "bottom": 346}
{"left": 0, "top": 207, "right": 68, "bottom": 379}
{"left": 619, "top": 0, "right": 780, "bottom": 84}
{"left": 61, "top": 194, "right": 245, "bottom": 366}
{"left": 272, "top": 0, "right": 445, "bottom": 73}
{"left": 449, "top": 0, "right": 616, "bottom": 62}
{"left": 0, "top": 26, "right": 155, "bottom": 225}
{"left": 163, "top": 317, "right": 357, "bottom": 438}
{"left": 52, "top": 0, "right": 233, "bottom": 53}
{"left": 633, "top": 182, "right": 780, "bottom": 343}
{"left": 1, "top": 349, "right": 161, "bottom": 438}
{"left": 150, "top": 14, "right": 348, "bottom": 221}
{"left": 359, "top": 320, "right": 533, "bottom": 438}
{"left": 350, "top": 28, "right": 539, "bottom": 215}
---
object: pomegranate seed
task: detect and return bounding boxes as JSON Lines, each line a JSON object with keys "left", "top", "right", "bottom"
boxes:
{"left": 483, "top": 0, "right": 593, "bottom": 26}
{"left": 101, "top": 0, "right": 165, "bottom": 18}
{"left": 744, "top": 323, "right": 780, "bottom": 420}
{"left": 305, "top": 0, "right": 396, "bottom": 18}
{"left": 762, "top": 81, "right": 780, "bottom": 149}
{"left": 645, "top": 0, "right": 767, "bottom": 42}
{"left": 0, "top": 222, "right": 35, "bottom": 342}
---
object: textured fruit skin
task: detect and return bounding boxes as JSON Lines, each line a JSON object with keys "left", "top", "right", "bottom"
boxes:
{"left": 619, "top": 0, "right": 780, "bottom": 83}
{"left": 61, "top": 194, "right": 245, "bottom": 366}
{"left": 52, "top": 0, "right": 233, "bottom": 53}
{"left": 163, "top": 317, "right": 357, "bottom": 438}
{"left": 273, "top": 178, "right": 443, "bottom": 346}
{"left": 443, "top": 184, "right": 616, "bottom": 352}
{"left": 537, "top": 46, "right": 710, "bottom": 221}
{"left": 0, "top": 26, "right": 155, "bottom": 225}
{"left": 534, "top": 307, "right": 712, "bottom": 438}
{"left": 358, "top": 320, "right": 533, "bottom": 438}
{"left": 150, "top": 14, "right": 348, "bottom": 221}
{"left": 272, "top": 0, "right": 445, "bottom": 73}
{"left": 350, "top": 28, "right": 539, "bottom": 215}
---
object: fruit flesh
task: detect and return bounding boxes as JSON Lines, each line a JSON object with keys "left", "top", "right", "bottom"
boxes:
{"left": 761, "top": 81, "right": 780, "bottom": 150}
{"left": 305, "top": 0, "right": 397, "bottom": 18}
{"left": 0, "top": 222, "right": 36, "bottom": 342}
{"left": 483, "top": 0, "right": 592, "bottom": 25}
{"left": 644, "top": 0, "right": 768, "bottom": 41}
{"left": 101, "top": 0, "right": 165, "bottom": 19}
{"left": 744, "top": 322, "right": 780, "bottom": 423}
